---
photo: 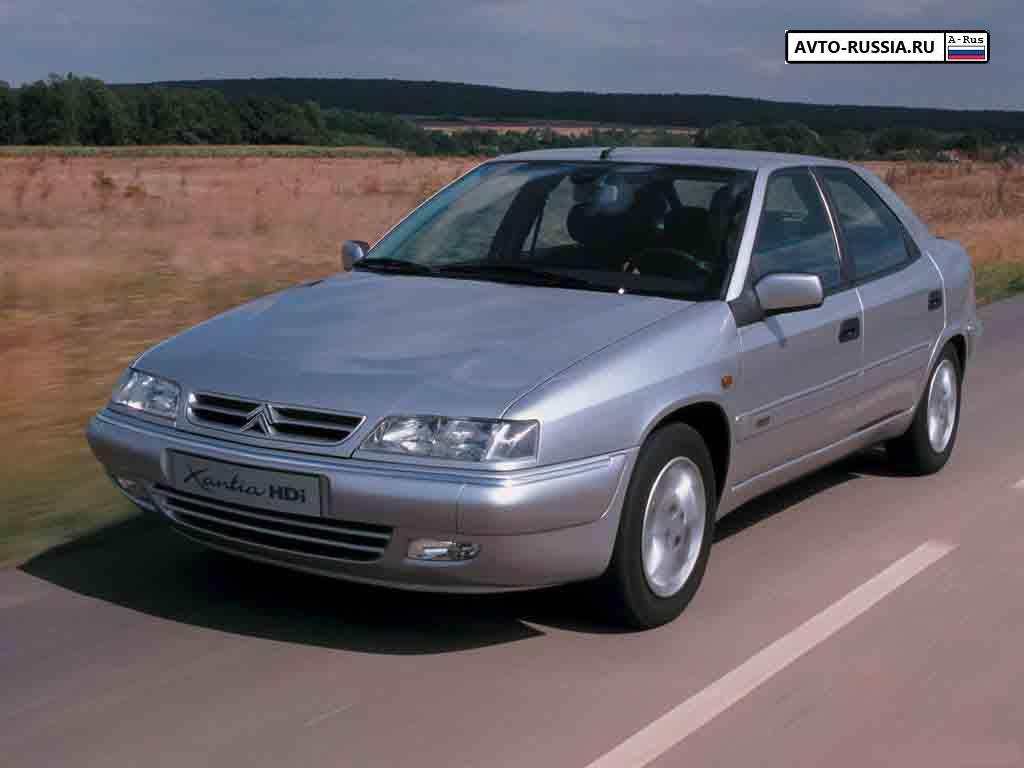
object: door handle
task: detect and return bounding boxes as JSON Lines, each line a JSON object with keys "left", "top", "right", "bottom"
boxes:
{"left": 838, "top": 317, "right": 860, "bottom": 343}
{"left": 928, "top": 289, "right": 943, "bottom": 311}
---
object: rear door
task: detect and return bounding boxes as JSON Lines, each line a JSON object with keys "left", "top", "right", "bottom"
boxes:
{"left": 733, "top": 167, "right": 864, "bottom": 483}
{"left": 815, "top": 167, "right": 943, "bottom": 429}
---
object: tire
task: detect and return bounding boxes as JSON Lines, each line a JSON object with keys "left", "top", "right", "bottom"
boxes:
{"left": 886, "top": 344, "right": 962, "bottom": 475}
{"left": 597, "top": 423, "right": 716, "bottom": 629}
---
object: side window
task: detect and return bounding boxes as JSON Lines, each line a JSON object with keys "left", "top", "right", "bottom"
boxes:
{"left": 752, "top": 169, "right": 841, "bottom": 291}
{"left": 818, "top": 168, "right": 911, "bottom": 281}
{"left": 672, "top": 179, "right": 726, "bottom": 208}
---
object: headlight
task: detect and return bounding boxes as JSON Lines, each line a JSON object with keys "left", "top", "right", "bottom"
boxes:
{"left": 361, "top": 416, "right": 539, "bottom": 462}
{"left": 111, "top": 369, "right": 180, "bottom": 419}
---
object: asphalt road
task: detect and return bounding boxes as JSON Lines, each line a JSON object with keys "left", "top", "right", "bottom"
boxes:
{"left": 3, "top": 296, "right": 1024, "bottom": 768}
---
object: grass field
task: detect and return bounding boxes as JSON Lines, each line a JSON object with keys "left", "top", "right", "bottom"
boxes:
{"left": 1, "top": 152, "right": 1022, "bottom": 566}
{"left": 0, "top": 152, "right": 477, "bottom": 565}
{"left": 867, "top": 161, "right": 1024, "bottom": 303}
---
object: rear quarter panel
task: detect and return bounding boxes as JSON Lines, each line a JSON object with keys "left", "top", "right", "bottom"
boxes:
{"left": 928, "top": 238, "right": 976, "bottom": 331}
{"left": 927, "top": 235, "right": 979, "bottom": 368}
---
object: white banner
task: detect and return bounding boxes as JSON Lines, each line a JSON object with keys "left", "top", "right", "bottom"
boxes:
{"left": 786, "top": 31, "right": 989, "bottom": 63}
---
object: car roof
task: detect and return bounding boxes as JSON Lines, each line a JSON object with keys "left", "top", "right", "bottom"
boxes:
{"left": 492, "top": 146, "right": 851, "bottom": 172}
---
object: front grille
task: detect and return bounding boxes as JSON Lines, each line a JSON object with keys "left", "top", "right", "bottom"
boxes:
{"left": 188, "top": 393, "right": 363, "bottom": 445}
{"left": 153, "top": 485, "right": 392, "bottom": 562}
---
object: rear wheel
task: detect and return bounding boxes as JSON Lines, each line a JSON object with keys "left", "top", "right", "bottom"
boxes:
{"left": 598, "top": 423, "right": 716, "bottom": 629}
{"left": 887, "top": 345, "right": 962, "bottom": 475}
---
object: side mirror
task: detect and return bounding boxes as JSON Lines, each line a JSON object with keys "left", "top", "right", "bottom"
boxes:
{"left": 754, "top": 273, "right": 824, "bottom": 314}
{"left": 341, "top": 240, "right": 369, "bottom": 271}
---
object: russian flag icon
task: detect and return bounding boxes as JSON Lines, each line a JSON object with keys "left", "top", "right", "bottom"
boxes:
{"left": 947, "top": 36, "right": 987, "bottom": 61}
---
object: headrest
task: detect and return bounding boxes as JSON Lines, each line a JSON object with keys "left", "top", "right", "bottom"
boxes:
{"left": 665, "top": 206, "right": 710, "bottom": 253}
{"left": 708, "top": 185, "right": 733, "bottom": 222}
{"left": 629, "top": 186, "right": 667, "bottom": 224}
{"left": 573, "top": 173, "right": 635, "bottom": 215}
{"left": 568, "top": 204, "right": 627, "bottom": 246}
{"left": 567, "top": 187, "right": 665, "bottom": 248}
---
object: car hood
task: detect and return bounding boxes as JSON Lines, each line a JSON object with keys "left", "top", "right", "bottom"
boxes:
{"left": 138, "top": 272, "right": 691, "bottom": 430}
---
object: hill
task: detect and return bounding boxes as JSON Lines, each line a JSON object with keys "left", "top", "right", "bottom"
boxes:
{"left": 131, "top": 78, "right": 1024, "bottom": 139}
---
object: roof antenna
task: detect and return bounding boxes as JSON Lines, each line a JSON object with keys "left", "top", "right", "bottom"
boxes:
{"left": 600, "top": 147, "right": 615, "bottom": 160}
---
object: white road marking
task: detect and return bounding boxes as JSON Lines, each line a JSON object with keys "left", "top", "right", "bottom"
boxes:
{"left": 304, "top": 703, "right": 355, "bottom": 727}
{"left": 1014, "top": 479, "right": 1024, "bottom": 490}
{"left": 585, "top": 540, "right": 956, "bottom": 768}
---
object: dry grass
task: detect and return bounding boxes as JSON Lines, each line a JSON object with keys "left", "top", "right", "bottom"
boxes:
{"left": 865, "top": 161, "right": 1024, "bottom": 302}
{"left": 0, "top": 145, "right": 405, "bottom": 159}
{"left": 1, "top": 155, "right": 1022, "bottom": 565}
{"left": 0, "top": 152, "right": 476, "bottom": 564}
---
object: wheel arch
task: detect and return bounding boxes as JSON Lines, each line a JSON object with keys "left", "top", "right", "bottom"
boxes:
{"left": 648, "top": 401, "right": 731, "bottom": 503}
{"left": 948, "top": 333, "right": 967, "bottom": 372}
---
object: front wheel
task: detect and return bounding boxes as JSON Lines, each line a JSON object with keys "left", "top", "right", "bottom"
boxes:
{"left": 597, "top": 423, "right": 716, "bottom": 629}
{"left": 887, "top": 345, "right": 962, "bottom": 475}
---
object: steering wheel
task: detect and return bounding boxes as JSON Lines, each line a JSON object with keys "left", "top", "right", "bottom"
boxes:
{"left": 623, "top": 247, "right": 712, "bottom": 280}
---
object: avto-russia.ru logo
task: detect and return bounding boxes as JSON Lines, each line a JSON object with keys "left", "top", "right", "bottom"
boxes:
{"left": 786, "top": 30, "right": 989, "bottom": 64}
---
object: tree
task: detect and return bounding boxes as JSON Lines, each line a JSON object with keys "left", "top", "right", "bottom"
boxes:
{"left": 177, "top": 89, "right": 242, "bottom": 144}
{"left": 301, "top": 100, "right": 327, "bottom": 144}
{"left": 873, "top": 126, "right": 939, "bottom": 157}
{"left": 18, "top": 76, "right": 75, "bottom": 144}
{"left": 762, "top": 121, "right": 822, "bottom": 155}
{"left": 0, "top": 83, "right": 18, "bottom": 144}
{"left": 828, "top": 130, "right": 869, "bottom": 160}
{"left": 78, "top": 78, "right": 132, "bottom": 145}
{"left": 262, "top": 102, "right": 318, "bottom": 144}
{"left": 696, "top": 122, "right": 747, "bottom": 149}
{"left": 236, "top": 96, "right": 275, "bottom": 144}
{"left": 954, "top": 129, "right": 993, "bottom": 157}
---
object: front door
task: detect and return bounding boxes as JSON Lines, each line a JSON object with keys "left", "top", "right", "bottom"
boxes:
{"left": 732, "top": 168, "right": 864, "bottom": 484}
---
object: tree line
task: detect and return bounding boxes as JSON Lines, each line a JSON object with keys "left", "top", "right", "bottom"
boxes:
{"left": 0, "top": 74, "right": 1014, "bottom": 161}
{"left": 0, "top": 74, "right": 595, "bottom": 154}
{"left": 154, "top": 77, "right": 1024, "bottom": 140}
{"left": 693, "top": 121, "right": 1005, "bottom": 160}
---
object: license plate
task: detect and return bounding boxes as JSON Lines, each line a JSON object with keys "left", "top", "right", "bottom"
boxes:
{"left": 169, "top": 453, "right": 323, "bottom": 517}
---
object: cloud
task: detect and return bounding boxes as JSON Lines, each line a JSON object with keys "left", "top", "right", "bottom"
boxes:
{"left": 0, "top": 0, "right": 1019, "bottom": 109}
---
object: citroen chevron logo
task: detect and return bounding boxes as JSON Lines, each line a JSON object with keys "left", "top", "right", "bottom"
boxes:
{"left": 240, "top": 404, "right": 275, "bottom": 435}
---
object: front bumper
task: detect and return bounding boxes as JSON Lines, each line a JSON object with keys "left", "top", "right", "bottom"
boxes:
{"left": 87, "top": 410, "right": 635, "bottom": 592}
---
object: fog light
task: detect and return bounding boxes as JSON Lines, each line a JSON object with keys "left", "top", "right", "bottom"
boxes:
{"left": 112, "top": 475, "right": 155, "bottom": 511}
{"left": 407, "top": 539, "right": 481, "bottom": 562}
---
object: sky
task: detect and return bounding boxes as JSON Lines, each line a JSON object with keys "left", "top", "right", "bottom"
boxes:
{"left": 2, "top": 0, "right": 1021, "bottom": 110}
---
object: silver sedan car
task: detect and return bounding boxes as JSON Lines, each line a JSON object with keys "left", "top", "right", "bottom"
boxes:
{"left": 88, "top": 148, "right": 981, "bottom": 628}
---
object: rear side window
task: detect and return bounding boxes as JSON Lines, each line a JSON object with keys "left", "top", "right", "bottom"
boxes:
{"left": 817, "top": 168, "right": 911, "bottom": 281}
{"left": 752, "top": 168, "right": 841, "bottom": 291}
{"left": 672, "top": 179, "right": 728, "bottom": 208}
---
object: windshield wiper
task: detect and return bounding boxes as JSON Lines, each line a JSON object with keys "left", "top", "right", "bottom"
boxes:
{"left": 353, "top": 258, "right": 439, "bottom": 275}
{"left": 437, "top": 262, "right": 615, "bottom": 291}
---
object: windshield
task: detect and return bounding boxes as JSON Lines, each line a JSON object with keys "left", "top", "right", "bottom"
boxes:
{"left": 360, "top": 161, "right": 755, "bottom": 301}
